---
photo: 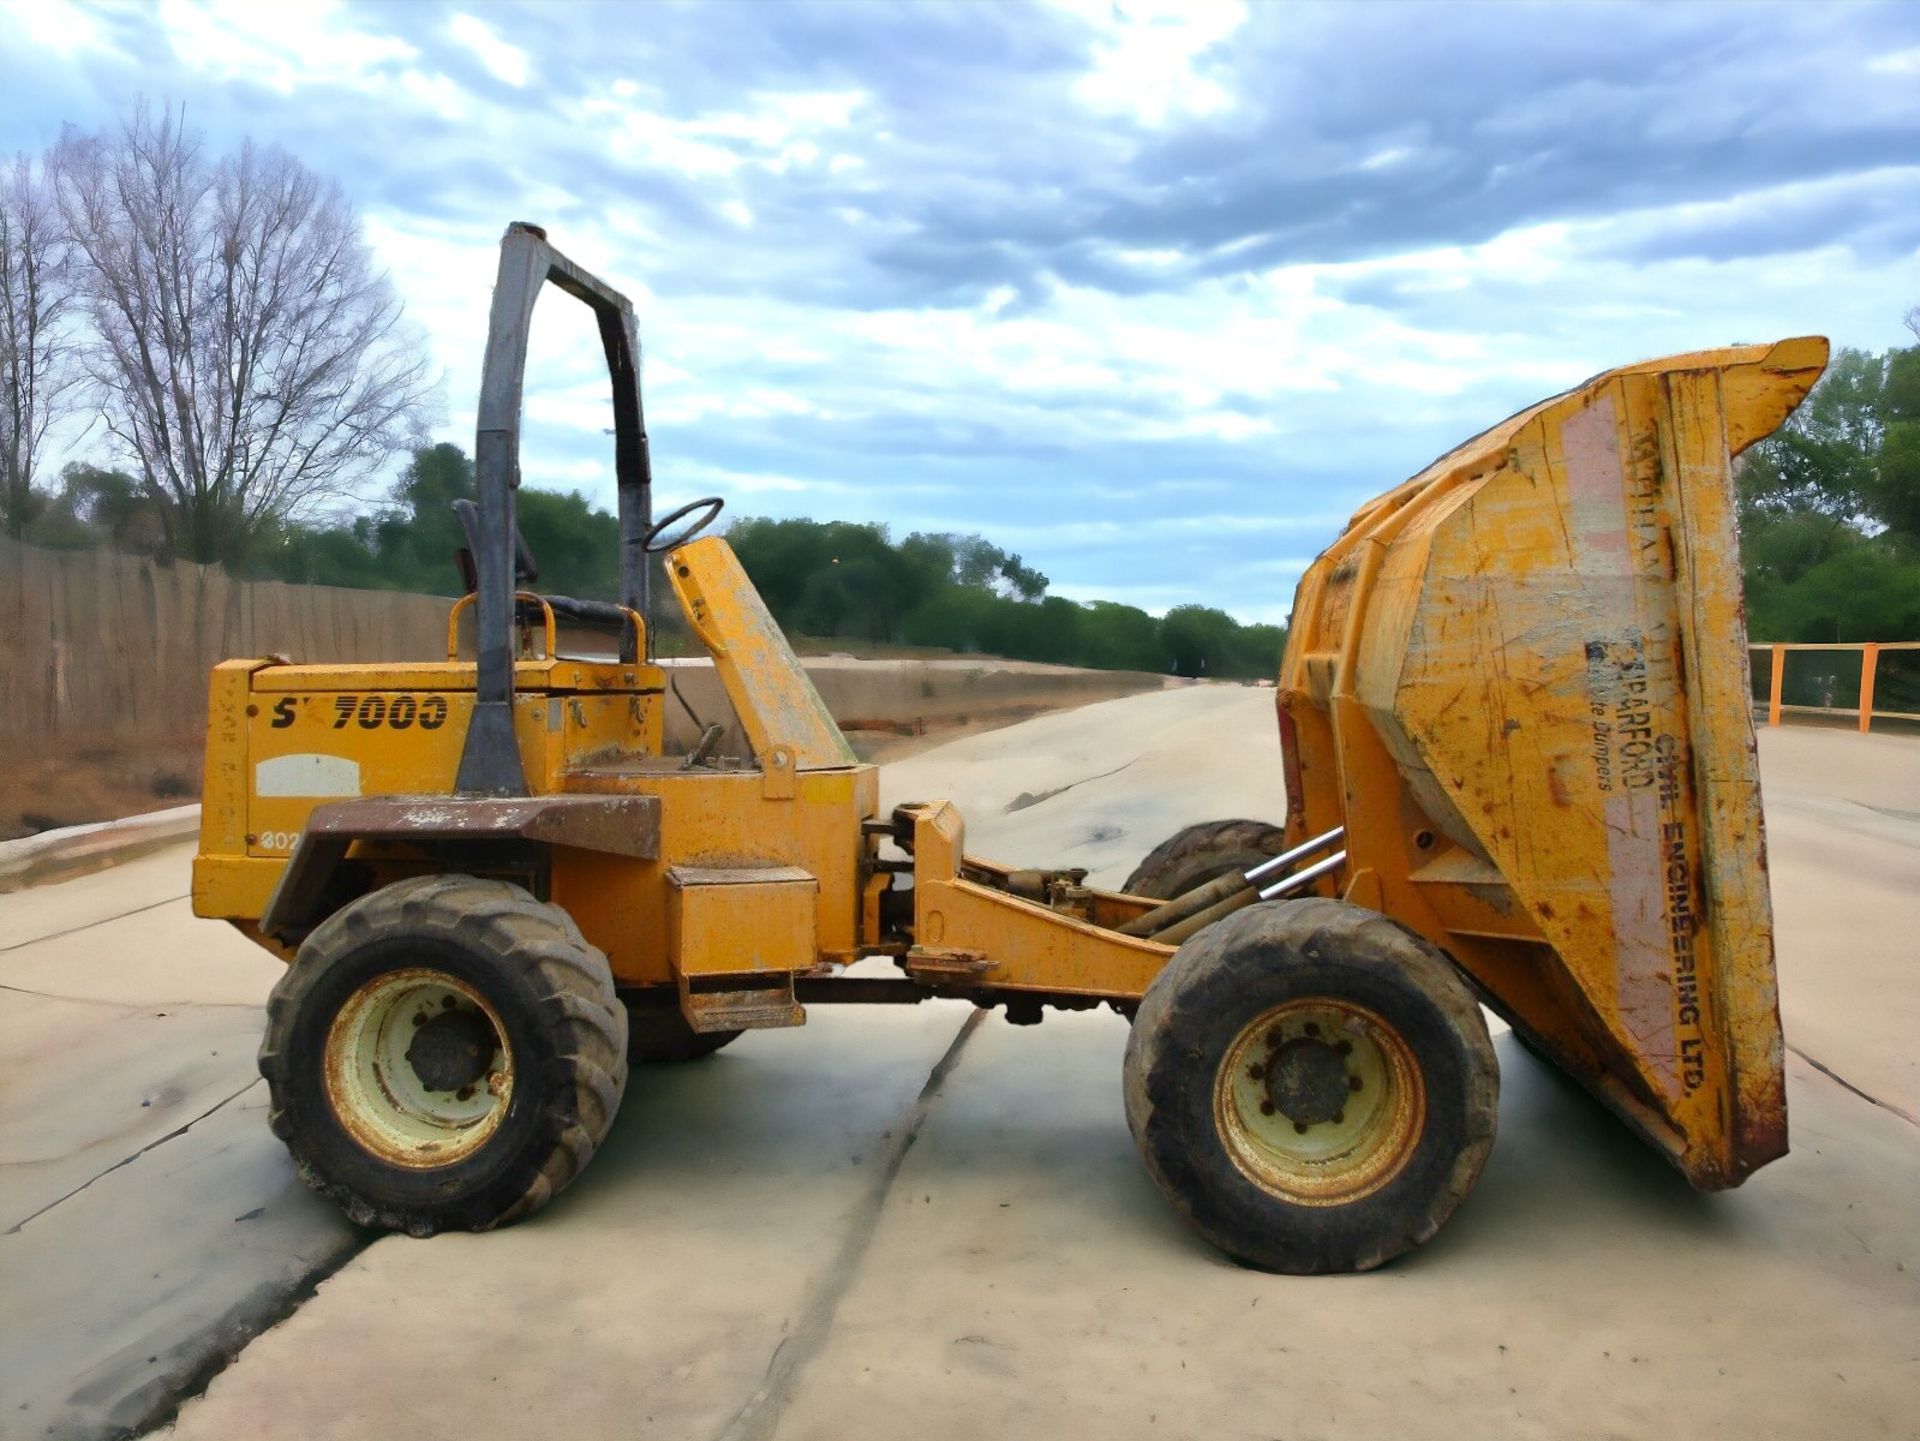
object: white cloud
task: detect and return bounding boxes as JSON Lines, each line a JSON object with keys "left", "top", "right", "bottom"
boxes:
{"left": 398, "top": 67, "right": 468, "bottom": 121}
{"left": 449, "top": 13, "right": 531, "bottom": 87}
{"left": 10, "top": 0, "right": 1914, "bottom": 624}
{"left": 1, "top": 0, "right": 111, "bottom": 56}
{"left": 154, "top": 0, "right": 418, "bottom": 93}
{"left": 582, "top": 85, "right": 865, "bottom": 181}
{"left": 1057, "top": 0, "right": 1248, "bottom": 125}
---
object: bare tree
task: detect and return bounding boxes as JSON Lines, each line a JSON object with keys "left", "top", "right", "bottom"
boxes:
{"left": 0, "top": 149, "right": 80, "bottom": 538}
{"left": 1904, "top": 304, "right": 1919, "bottom": 344}
{"left": 52, "top": 105, "right": 434, "bottom": 563}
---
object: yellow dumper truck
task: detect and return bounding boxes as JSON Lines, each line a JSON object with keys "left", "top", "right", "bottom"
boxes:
{"left": 191, "top": 224, "right": 1824, "bottom": 1272}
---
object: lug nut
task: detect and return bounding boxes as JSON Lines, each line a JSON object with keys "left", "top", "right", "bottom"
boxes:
{"left": 412, "top": 1013, "right": 427, "bottom": 1027}
{"left": 1336, "top": 1039, "right": 1353, "bottom": 1056}
{"left": 1304, "top": 1022, "right": 1321, "bottom": 1037}
{"left": 1248, "top": 1063, "right": 1266, "bottom": 1080}
{"left": 1265, "top": 1027, "right": 1284, "bottom": 1050}
{"left": 441, "top": 996, "right": 457, "bottom": 1010}
{"left": 1332, "top": 1110, "right": 1345, "bottom": 1124}
{"left": 1349, "top": 1075, "right": 1363, "bottom": 1092}
{"left": 1293, "top": 1121, "right": 1309, "bottom": 1134}
{"left": 1259, "top": 1100, "right": 1275, "bottom": 1116}
{"left": 456, "top": 1085, "right": 475, "bottom": 1101}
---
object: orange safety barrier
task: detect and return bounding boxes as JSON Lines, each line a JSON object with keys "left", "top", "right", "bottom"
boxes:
{"left": 1749, "top": 642, "right": 1920, "bottom": 732}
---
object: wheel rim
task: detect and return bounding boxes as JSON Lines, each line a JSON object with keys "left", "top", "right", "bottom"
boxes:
{"left": 1212, "top": 998, "right": 1425, "bottom": 1207}
{"left": 323, "top": 968, "right": 514, "bottom": 1169}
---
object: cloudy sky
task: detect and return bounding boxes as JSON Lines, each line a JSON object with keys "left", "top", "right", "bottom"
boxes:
{"left": 4, "top": 0, "right": 1918, "bottom": 621}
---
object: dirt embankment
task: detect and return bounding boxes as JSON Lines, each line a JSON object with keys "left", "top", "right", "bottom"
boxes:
{"left": 1, "top": 736, "right": 205, "bottom": 840}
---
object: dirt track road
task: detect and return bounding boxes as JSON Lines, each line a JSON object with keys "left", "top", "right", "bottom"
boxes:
{"left": 2, "top": 686, "right": 1915, "bottom": 1440}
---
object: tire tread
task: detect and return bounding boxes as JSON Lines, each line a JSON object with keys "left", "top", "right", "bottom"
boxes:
{"left": 259, "top": 874, "right": 628, "bottom": 1236}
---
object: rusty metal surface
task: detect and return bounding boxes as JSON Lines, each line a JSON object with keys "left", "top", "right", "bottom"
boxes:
{"left": 304, "top": 793, "right": 661, "bottom": 855}
{"left": 1278, "top": 337, "right": 1827, "bottom": 1189}
{"left": 897, "top": 801, "right": 1177, "bottom": 997}
{"left": 322, "top": 967, "right": 514, "bottom": 1170}
{"left": 260, "top": 794, "right": 661, "bottom": 940}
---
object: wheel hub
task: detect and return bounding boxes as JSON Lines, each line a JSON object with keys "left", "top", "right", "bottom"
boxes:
{"left": 1266, "top": 1034, "right": 1352, "bottom": 1127}
{"left": 406, "top": 1007, "right": 498, "bottom": 1093}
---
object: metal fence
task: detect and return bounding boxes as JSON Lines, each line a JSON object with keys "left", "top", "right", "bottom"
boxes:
{"left": 1748, "top": 642, "right": 1920, "bottom": 732}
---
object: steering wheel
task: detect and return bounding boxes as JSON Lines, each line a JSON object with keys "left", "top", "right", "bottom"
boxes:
{"left": 642, "top": 496, "right": 725, "bottom": 554}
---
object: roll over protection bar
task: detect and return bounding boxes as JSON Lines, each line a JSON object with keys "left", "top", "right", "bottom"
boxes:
{"left": 456, "top": 223, "right": 656, "bottom": 796}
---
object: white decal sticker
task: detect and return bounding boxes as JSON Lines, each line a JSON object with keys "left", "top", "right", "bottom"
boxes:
{"left": 256, "top": 753, "right": 363, "bottom": 798}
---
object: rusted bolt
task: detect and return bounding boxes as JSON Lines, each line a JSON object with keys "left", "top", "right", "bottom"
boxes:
{"left": 486, "top": 1071, "right": 508, "bottom": 1097}
{"left": 1259, "top": 1100, "right": 1275, "bottom": 1116}
{"left": 1293, "top": 1121, "right": 1309, "bottom": 1134}
{"left": 245, "top": 704, "right": 258, "bottom": 717}
{"left": 1349, "top": 1074, "right": 1363, "bottom": 1092}
{"left": 1247, "top": 1063, "right": 1266, "bottom": 1080}
{"left": 456, "top": 1085, "right": 475, "bottom": 1101}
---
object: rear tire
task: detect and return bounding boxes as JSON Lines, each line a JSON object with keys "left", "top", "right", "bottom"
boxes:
{"left": 259, "top": 874, "right": 628, "bottom": 1236}
{"left": 1123, "top": 898, "right": 1497, "bottom": 1273}
{"left": 623, "top": 1001, "right": 742, "bottom": 1063}
{"left": 1124, "top": 818, "right": 1288, "bottom": 900}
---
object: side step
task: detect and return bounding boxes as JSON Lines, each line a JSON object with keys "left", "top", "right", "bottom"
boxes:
{"left": 679, "top": 974, "right": 806, "bottom": 1033}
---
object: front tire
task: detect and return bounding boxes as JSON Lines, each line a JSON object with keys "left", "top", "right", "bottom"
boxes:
{"left": 1123, "top": 898, "right": 1497, "bottom": 1273}
{"left": 260, "top": 874, "right": 628, "bottom": 1236}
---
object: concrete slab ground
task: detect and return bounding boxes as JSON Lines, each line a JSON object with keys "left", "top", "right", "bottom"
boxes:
{"left": 1755, "top": 724, "right": 1920, "bottom": 1120}
{"left": 0, "top": 848, "right": 358, "bottom": 1441}
{"left": 2, "top": 686, "right": 1914, "bottom": 1441}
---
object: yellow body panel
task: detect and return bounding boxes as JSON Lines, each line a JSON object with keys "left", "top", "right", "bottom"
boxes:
{"left": 239, "top": 674, "right": 661, "bottom": 860}
{"left": 192, "top": 580, "right": 876, "bottom": 995}
{"left": 902, "top": 802, "right": 1173, "bottom": 996}
{"left": 667, "top": 536, "right": 856, "bottom": 769}
{"left": 548, "top": 766, "right": 874, "bottom": 981}
{"left": 669, "top": 866, "right": 818, "bottom": 978}
{"left": 1279, "top": 337, "right": 1826, "bottom": 1188}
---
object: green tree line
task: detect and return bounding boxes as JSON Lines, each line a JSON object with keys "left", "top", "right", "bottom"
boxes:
{"left": 1737, "top": 333, "right": 1920, "bottom": 643}
{"left": 724, "top": 515, "right": 1285, "bottom": 677}
{"left": 21, "top": 441, "right": 1288, "bottom": 680}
